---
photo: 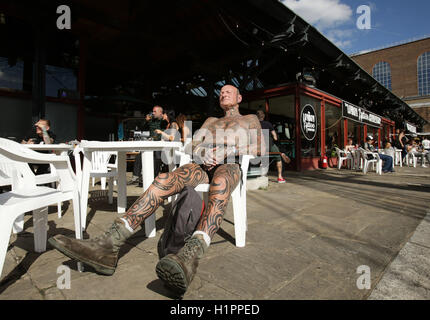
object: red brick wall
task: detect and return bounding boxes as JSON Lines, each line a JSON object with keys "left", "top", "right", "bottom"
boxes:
{"left": 414, "top": 107, "right": 430, "bottom": 132}
{"left": 351, "top": 38, "right": 430, "bottom": 98}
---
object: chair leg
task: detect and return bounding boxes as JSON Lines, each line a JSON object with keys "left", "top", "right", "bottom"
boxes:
{"left": 231, "top": 186, "right": 246, "bottom": 247}
{"left": 12, "top": 214, "right": 24, "bottom": 234}
{"left": 108, "top": 177, "right": 113, "bottom": 204}
{"left": 72, "top": 191, "right": 83, "bottom": 240}
{"left": 92, "top": 177, "right": 95, "bottom": 187}
{"left": 57, "top": 202, "right": 62, "bottom": 218}
{"left": 101, "top": 177, "right": 107, "bottom": 190}
{"left": 33, "top": 207, "right": 48, "bottom": 253}
{"left": 71, "top": 190, "right": 84, "bottom": 272}
{"left": 0, "top": 216, "right": 13, "bottom": 277}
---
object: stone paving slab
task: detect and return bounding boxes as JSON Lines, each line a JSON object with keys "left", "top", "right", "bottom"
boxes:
{"left": 369, "top": 212, "right": 430, "bottom": 300}
{"left": 1, "top": 166, "right": 430, "bottom": 300}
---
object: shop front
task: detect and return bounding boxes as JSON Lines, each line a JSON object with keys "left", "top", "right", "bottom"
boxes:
{"left": 243, "top": 83, "right": 396, "bottom": 171}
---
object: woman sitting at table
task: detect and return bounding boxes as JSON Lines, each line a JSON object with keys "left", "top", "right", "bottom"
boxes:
{"left": 344, "top": 138, "right": 355, "bottom": 152}
{"left": 155, "top": 109, "right": 179, "bottom": 141}
{"left": 409, "top": 140, "right": 427, "bottom": 167}
{"left": 175, "top": 113, "right": 191, "bottom": 143}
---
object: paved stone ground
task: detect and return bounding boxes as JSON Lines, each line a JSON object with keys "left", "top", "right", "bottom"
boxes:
{"left": 1, "top": 165, "right": 429, "bottom": 300}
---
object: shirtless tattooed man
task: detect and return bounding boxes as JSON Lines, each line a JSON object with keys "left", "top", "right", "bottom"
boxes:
{"left": 49, "top": 84, "right": 265, "bottom": 295}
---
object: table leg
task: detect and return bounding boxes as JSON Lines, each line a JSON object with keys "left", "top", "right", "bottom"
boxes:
{"left": 142, "top": 151, "right": 156, "bottom": 238}
{"left": 117, "top": 151, "right": 127, "bottom": 213}
{"left": 80, "top": 151, "right": 92, "bottom": 231}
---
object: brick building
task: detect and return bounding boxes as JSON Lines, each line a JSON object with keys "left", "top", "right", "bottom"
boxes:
{"left": 351, "top": 37, "right": 430, "bottom": 132}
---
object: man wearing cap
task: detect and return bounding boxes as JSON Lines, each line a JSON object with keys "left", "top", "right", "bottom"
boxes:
{"left": 363, "top": 135, "right": 394, "bottom": 173}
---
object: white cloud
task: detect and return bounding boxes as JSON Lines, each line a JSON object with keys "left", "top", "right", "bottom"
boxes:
{"left": 280, "top": 0, "right": 357, "bottom": 50}
{"left": 280, "top": 0, "right": 353, "bottom": 30}
{"left": 326, "top": 28, "right": 355, "bottom": 49}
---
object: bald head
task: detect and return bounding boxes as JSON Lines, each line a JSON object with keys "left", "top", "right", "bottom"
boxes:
{"left": 219, "top": 85, "right": 242, "bottom": 110}
{"left": 152, "top": 105, "right": 163, "bottom": 119}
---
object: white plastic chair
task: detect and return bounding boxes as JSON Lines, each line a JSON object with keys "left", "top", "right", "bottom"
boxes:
{"left": 0, "top": 154, "right": 63, "bottom": 233}
{"left": 74, "top": 147, "right": 117, "bottom": 205}
{"left": 335, "top": 147, "right": 353, "bottom": 170}
{"left": 91, "top": 151, "right": 118, "bottom": 190}
{"left": 394, "top": 149, "right": 403, "bottom": 167}
{"left": 0, "top": 138, "right": 82, "bottom": 277}
{"left": 405, "top": 152, "right": 418, "bottom": 168}
{"left": 176, "top": 146, "right": 253, "bottom": 247}
{"left": 358, "top": 148, "right": 382, "bottom": 175}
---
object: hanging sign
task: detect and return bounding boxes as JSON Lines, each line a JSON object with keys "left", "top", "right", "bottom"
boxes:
{"left": 301, "top": 104, "right": 317, "bottom": 141}
{"left": 405, "top": 122, "right": 417, "bottom": 134}
{"left": 342, "top": 101, "right": 382, "bottom": 127}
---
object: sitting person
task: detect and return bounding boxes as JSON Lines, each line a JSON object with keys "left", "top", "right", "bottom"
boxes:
{"left": 175, "top": 113, "right": 192, "bottom": 143}
{"left": 422, "top": 136, "right": 430, "bottom": 152}
{"left": 21, "top": 119, "right": 56, "bottom": 175}
{"left": 362, "top": 135, "right": 394, "bottom": 173}
{"left": 383, "top": 142, "right": 395, "bottom": 159}
{"left": 21, "top": 119, "right": 55, "bottom": 145}
{"left": 344, "top": 138, "right": 355, "bottom": 152}
{"left": 131, "top": 105, "right": 167, "bottom": 186}
{"left": 48, "top": 84, "right": 265, "bottom": 295}
{"left": 155, "top": 109, "right": 179, "bottom": 142}
{"left": 409, "top": 140, "right": 427, "bottom": 167}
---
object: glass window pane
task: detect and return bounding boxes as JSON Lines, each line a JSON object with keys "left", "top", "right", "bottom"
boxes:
{"left": 46, "top": 65, "right": 78, "bottom": 98}
{"left": 372, "top": 61, "right": 392, "bottom": 90}
{"left": 325, "top": 103, "right": 343, "bottom": 155}
{"left": 0, "top": 57, "right": 24, "bottom": 90}
{"left": 418, "top": 51, "right": 430, "bottom": 96}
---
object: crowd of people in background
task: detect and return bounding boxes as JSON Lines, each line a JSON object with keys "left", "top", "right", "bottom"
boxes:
{"left": 340, "top": 128, "right": 430, "bottom": 173}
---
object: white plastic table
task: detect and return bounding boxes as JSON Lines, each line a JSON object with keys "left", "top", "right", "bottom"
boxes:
{"left": 394, "top": 149, "right": 403, "bottom": 167}
{"left": 79, "top": 140, "right": 182, "bottom": 237}
{"left": 24, "top": 143, "right": 75, "bottom": 156}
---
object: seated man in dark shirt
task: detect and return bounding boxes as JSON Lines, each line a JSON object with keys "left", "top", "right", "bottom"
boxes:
{"left": 21, "top": 119, "right": 56, "bottom": 175}
{"left": 131, "top": 105, "right": 167, "bottom": 186}
{"left": 362, "top": 135, "right": 394, "bottom": 173}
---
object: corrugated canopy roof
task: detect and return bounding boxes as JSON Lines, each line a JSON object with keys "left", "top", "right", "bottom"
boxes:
{"left": 1, "top": 0, "right": 426, "bottom": 128}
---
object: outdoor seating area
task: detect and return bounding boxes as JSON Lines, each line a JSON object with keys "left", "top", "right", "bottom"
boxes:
{"left": 335, "top": 141, "right": 430, "bottom": 174}
{"left": 0, "top": 138, "right": 191, "bottom": 276}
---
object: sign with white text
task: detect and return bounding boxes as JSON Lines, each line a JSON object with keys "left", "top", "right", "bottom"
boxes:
{"left": 301, "top": 104, "right": 317, "bottom": 141}
{"left": 342, "top": 101, "right": 382, "bottom": 128}
{"left": 405, "top": 121, "right": 417, "bottom": 134}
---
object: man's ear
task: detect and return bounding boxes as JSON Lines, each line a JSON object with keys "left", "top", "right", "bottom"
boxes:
{"left": 237, "top": 94, "right": 242, "bottom": 104}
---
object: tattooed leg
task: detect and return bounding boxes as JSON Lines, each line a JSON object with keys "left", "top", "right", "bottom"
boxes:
{"left": 123, "top": 163, "right": 209, "bottom": 230}
{"left": 196, "top": 163, "right": 241, "bottom": 239}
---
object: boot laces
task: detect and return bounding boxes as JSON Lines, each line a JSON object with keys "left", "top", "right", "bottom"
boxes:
{"left": 181, "top": 237, "right": 203, "bottom": 260}
{"left": 94, "top": 223, "right": 119, "bottom": 242}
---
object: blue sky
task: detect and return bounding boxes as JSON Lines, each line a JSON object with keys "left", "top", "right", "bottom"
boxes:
{"left": 280, "top": 0, "right": 430, "bottom": 55}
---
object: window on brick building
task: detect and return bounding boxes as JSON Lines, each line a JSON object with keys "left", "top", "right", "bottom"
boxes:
{"left": 418, "top": 51, "right": 430, "bottom": 96}
{"left": 372, "top": 62, "right": 392, "bottom": 90}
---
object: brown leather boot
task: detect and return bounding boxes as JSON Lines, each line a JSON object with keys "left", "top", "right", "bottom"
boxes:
{"left": 48, "top": 218, "right": 133, "bottom": 275}
{"left": 155, "top": 234, "right": 208, "bottom": 295}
